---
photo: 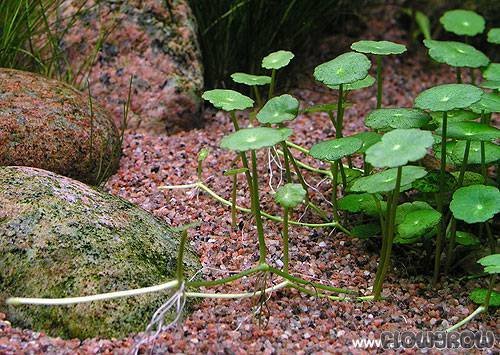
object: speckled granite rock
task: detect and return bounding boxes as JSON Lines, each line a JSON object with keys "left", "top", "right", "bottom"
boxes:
{"left": 0, "top": 69, "right": 121, "bottom": 185}
{"left": 0, "top": 166, "right": 201, "bottom": 339}
{"left": 60, "top": 0, "right": 204, "bottom": 133}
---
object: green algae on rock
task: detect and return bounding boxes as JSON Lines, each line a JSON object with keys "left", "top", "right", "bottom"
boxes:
{"left": 0, "top": 166, "right": 201, "bottom": 339}
{"left": 0, "top": 69, "right": 121, "bottom": 185}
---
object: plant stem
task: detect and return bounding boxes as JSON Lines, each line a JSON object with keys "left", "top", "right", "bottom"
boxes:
{"left": 253, "top": 86, "right": 263, "bottom": 108}
{"left": 187, "top": 265, "right": 267, "bottom": 288}
{"left": 446, "top": 306, "right": 485, "bottom": 332}
{"left": 432, "top": 111, "right": 448, "bottom": 287}
{"left": 281, "top": 142, "right": 293, "bottom": 182}
{"left": 484, "top": 274, "right": 496, "bottom": 311}
{"left": 231, "top": 174, "right": 237, "bottom": 228}
{"left": 336, "top": 84, "right": 344, "bottom": 138}
{"left": 282, "top": 207, "right": 290, "bottom": 273}
{"left": 338, "top": 159, "right": 348, "bottom": 191}
{"left": 456, "top": 139, "right": 471, "bottom": 187}
{"left": 444, "top": 217, "right": 457, "bottom": 276}
{"left": 373, "top": 192, "right": 391, "bottom": 298}
{"left": 480, "top": 110, "right": 487, "bottom": 181}
{"left": 363, "top": 153, "right": 372, "bottom": 176}
{"left": 373, "top": 166, "right": 402, "bottom": 300}
{"left": 456, "top": 67, "right": 462, "bottom": 83}
{"left": 6, "top": 280, "right": 180, "bottom": 306}
{"left": 285, "top": 140, "right": 309, "bottom": 154}
{"left": 251, "top": 150, "right": 267, "bottom": 264}
{"left": 229, "top": 111, "right": 254, "bottom": 193}
{"left": 283, "top": 145, "right": 309, "bottom": 202}
{"left": 185, "top": 281, "right": 290, "bottom": 299}
{"left": 268, "top": 69, "right": 276, "bottom": 99}
{"left": 376, "top": 55, "right": 383, "bottom": 108}
{"left": 330, "top": 162, "right": 340, "bottom": 222}
{"left": 176, "top": 230, "right": 188, "bottom": 281}
{"left": 485, "top": 222, "right": 496, "bottom": 254}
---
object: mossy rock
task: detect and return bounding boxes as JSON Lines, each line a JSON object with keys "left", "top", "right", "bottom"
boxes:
{"left": 0, "top": 166, "right": 201, "bottom": 339}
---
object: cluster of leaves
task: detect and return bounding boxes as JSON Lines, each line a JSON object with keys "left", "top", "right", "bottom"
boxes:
{"left": 200, "top": 7, "right": 499, "bottom": 317}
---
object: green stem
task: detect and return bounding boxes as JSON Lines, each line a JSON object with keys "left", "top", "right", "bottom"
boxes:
{"left": 251, "top": 150, "right": 267, "bottom": 264}
{"left": 373, "top": 192, "right": 390, "bottom": 297}
{"left": 484, "top": 274, "right": 496, "bottom": 311}
{"left": 446, "top": 306, "right": 485, "bottom": 332}
{"left": 432, "top": 111, "right": 448, "bottom": 287}
{"left": 444, "top": 217, "right": 457, "bottom": 276}
{"left": 281, "top": 142, "right": 293, "bottom": 182}
{"left": 456, "top": 139, "right": 471, "bottom": 188}
{"left": 185, "top": 281, "right": 290, "bottom": 299}
{"left": 187, "top": 265, "right": 267, "bottom": 288}
{"left": 338, "top": 159, "right": 348, "bottom": 191}
{"left": 456, "top": 67, "right": 462, "bottom": 83}
{"left": 373, "top": 166, "right": 402, "bottom": 300}
{"left": 330, "top": 162, "right": 340, "bottom": 222}
{"left": 284, "top": 145, "right": 309, "bottom": 202}
{"left": 283, "top": 207, "right": 290, "bottom": 273}
{"left": 363, "top": 153, "right": 372, "bottom": 176}
{"left": 268, "top": 69, "right": 276, "bottom": 99}
{"left": 230, "top": 111, "right": 254, "bottom": 193}
{"left": 485, "top": 222, "right": 496, "bottom": 254}
{"left": 176, "top": 230, "right": 188, "bottom": 281}
{"left": 285, "top": 140, "right": 309, "bottom": 154}
{"left": 231, "top": 175, "right": 237, "bottom": 229}
{"left": 336, "top": 84, "right": 344, "bottom": 137}
{"left": 253, "top": 86, "right": 263, "bottom": 108}
{"left": 376, "top": 55, "right": 383, "bottom": 108}
{"left": 480, "top": 110, "right": 487, "bottom": 181}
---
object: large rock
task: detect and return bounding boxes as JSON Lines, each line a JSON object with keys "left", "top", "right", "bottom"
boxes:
{"left": 0, "top": 166, "right": 201, "bottom": 339}
{"left": 60, "top": 0, "right": 204, "bottom": 133}
{"left": 0, "top": 69, "right": 121, "bottom": 185}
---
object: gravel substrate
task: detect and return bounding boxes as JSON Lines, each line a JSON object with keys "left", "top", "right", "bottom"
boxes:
{"left": 1, "top": 6, "right": 498, "bottom": 354}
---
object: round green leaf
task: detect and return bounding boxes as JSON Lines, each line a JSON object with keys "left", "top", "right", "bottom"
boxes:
{"left": 351, "top": 166, "right": 428, "bottom": 193}
{"left": 220, "top": 127, "right": 292, "bottom": 152}
{"left": 450, "top": 185, "right": 500, "bottom": 223}
{"left": 396, "top": 209, "right": 441, "bottom": 243}
{"left": 262, "top": 50, "right": 294, "bottom": 70}
{"left": 423, "top": 40, "right": 490, "bottom": 68}
{"left": 327, "top": 75, "right": 375, "bottom": 91}
{"left": 351, "top": 223, "right": 381, "bottom": 239}
{"left": 470, "top": 92, "right": 500, "bottom": 114}
{"left": 338, "top": 193, "right": 386, "bottom": 216}
{"left": 483, "top": 63, "right": 500, "bottom": 81}
{"left": 480, "top": 80, "right": 500, "bottom": 90}
{"left": 414, "top": 84, "right": 483, "bottom": 112}
{"left": 231, "top": 72, "right": 272, "bottom": 86}
{"left": 430, "top": 110, "right": 478, "bottom": 125}
{"left": 441, "top": 122, "right": 500, "bottom": 141}
{"left": 352, "top": 132, "right": 382, "bottom": 153}
{"left": 478, "top": 254, "right": 500, "bottom": 274}
{"left": 395, "top": 201, "right": 435, "bottom": 224}
{"left": 309, "top": 137, "right": 363, "bottom": 162}
{"left": 365, "top": 108, "right": 431, "bottom": 130}
{"left": 488, "top": 28, "right": 500, "bottom": 44}
{"left": 440, "top": 10, "right": 485, "bottom": 36}
{"left": 448, "top": 231, "right": 480, "bottom": 246}
{"left": 366, "top": 129, "right": 434, "bottom": 168}
{"left": 351, "top": 40, "right": 407, "bottom": 55}
{"left": 469, "top": 288, "right": 500, "bottom": 307}
{"left": 202, "top": 89, "right": 254, "bottom": 111}
{"left": 256, "top": 94, "right": 299, "bottom": 124}
{"left": 313, "top": 52, "right": 371, "bottom": 86}
{"left": 450, "top": 171, "right": 485, "bottom": 186}
{"left": 451, "top": 141, "right": 500, "bottom": 165}
{"left": 275, "top": 183, "right": 306, "bottom": 208}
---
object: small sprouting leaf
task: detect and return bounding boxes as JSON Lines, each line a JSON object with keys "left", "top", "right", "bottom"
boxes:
{"left": 351, "top": 166, "right": 428, "bottom": 193}
{"left": 396, "top": 209, "right": 441, "bottom": 243}
{"left": 327, "top": 75, "right": 375, "bottom": 91}
{"left": 450, "top": 185, "right": 500, "bottom": 223}
{"left": 413, "top": 171, "right": 456, "bottom": 193}
{"left": 450, "top": 171, "right": 485, "bottom": 187}
{"left": 366, "top": 129, "right": 434, "bottom": 168}
{"left": 423, "top": 40, "right": 490, "bottom": 68}
{"left": 415, "top": 10, "right": 431, "bottom": 40}
{"left": 414, "top": 84, "right": 483, "bottom": 112}
{"left": 365, "top": 108, "right": 431, "bottom": 130}
{"left": 470, "top": 92, "right": 500, "bottom": 114}
{"left": 223, "top": 167, "right": 249, "bottom": 176}
{"left": 198, "top": 148, "right": 209, "bottom": 162}
{"left": 483, "top": 63, "right": 500, "bottom": 81}
{"left": 351, "top": 223, "right": 381, "bottom": 239}
{"left": 442, "top": 122, "right": 500, "bottom": 141}
{"left": 440, "top": 9, "right": 485, "bottom": 36}
{"left": 351, "top": 40, "right": 407, "bottom": 56}
{"left": 352, "top": 132, "right": 382, "bottom": 153}
{"left": 450, "top": 141, "right": 500, "bottom": 165}
{"left": 275, "top": 183, "right": 306, "bottom": 209}
{"left": 231, "top": 72, "right": 272, "bottom": 86}
{"left": 338, "top": 193, "right": 386, "bottom": 216}
{"left": 202, "top": 89, "right": 254, "bottom": 111}
{"left": 310, "top": 137, "right": 363, "bottom": 162}
{"left": 220, "top": 127, "right": 292, "bottom": 152}
{"left": 469, "top": 288, "right": 500, "bottom": 307}
{"left": 488, "top": 28, "right": 500, "bottom": 44}
{"left": 448, "top": 231, "right": 480, "bottom": 246}
{"left": 478, "top": 254, "right": 500, "bottom": 274}
{"left": 313, "top": 52, "right": 371, "bottom": 86}
{"left": 256, "top": 94, "right": 299, "bottom": 124}
{"left": 262, "top": 50, "right": 294, "bottom": 70}
{"left": 430, "top": 110, "right": 478, "bottom": 125}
